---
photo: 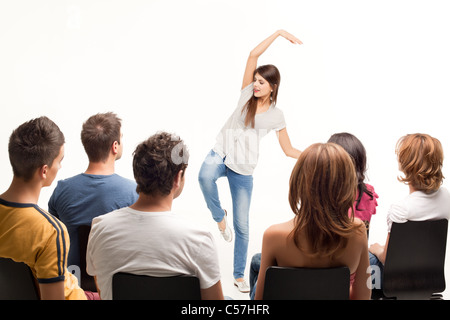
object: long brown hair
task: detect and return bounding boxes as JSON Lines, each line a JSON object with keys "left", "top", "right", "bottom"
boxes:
{"left": 242, "top": 64, "right": 281, "bottom": 128}
{"left": 327, "top": 132, "right": 373, "bottom": 211}
{"left": 288, "top": 143, "right": 360, "bottom": 258}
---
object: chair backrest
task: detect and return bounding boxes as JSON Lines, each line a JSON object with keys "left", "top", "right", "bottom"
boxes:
{"left": 112, "top": 272, "right": 201, "bottom": 300}
{"left": 263, "top": 266, "right": 350, "bottom": 300}
{"left": 383, "top": 219, "right": 448, "bottom": 299}
{"left": 78, "top": 224, "right": 97, "bottom": 292}
{"left": 0, "top": 258, "right": 40, "bottom": 300}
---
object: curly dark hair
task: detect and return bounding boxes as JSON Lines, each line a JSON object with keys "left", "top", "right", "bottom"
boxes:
{"left": 133, "top": 132, "right": 189, "bottom": 196}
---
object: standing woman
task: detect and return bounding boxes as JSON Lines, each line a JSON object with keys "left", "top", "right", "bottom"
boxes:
{"left": 198, "top": 30, "right": 302, "bottom": 292}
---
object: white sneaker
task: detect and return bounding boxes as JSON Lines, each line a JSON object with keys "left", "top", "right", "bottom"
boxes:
{"left": 234, "top": 279, "right": 250, "bottom": 293}
{"left": 219, "top": 210, "right": 232, "bottom": 242}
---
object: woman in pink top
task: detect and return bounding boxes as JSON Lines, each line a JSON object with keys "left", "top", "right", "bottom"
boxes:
{"left": 250, "top": 143, "right": 371, "bottom": 300}
{"left": 328, "top": 133, "right": 378, "bottom": 235}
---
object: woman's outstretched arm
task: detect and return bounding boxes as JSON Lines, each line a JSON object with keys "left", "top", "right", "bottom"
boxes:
{"left": 277, "top": 128, "right": 302, "bottom": 159}
{"left": 242, "top": 30, "right": 302, "bottom": 89}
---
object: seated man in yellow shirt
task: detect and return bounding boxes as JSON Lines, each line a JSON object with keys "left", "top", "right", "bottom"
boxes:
{"left": 0, "top": 116, "right": 89, "bottom": 300}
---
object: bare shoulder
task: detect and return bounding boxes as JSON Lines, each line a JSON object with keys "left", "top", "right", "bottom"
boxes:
{"left": 353, "top": 217, "right": 365, "bottom": 228}
{"left": 351, "top": 217, "right": 369, "bottom": 243}
{"left": 265, "top": 219, "right": 293, "bottom": 234}
{"left": 263, "top": 219, "right": 294, "bottom": 241}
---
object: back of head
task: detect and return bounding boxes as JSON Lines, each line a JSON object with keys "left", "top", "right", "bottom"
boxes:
{"left": 396, "top": 133, "right": 444, "bottom": 193}
{"left": 133, "top": 132, "right": 189, "bottom": 197}
{"left": 81, "top": 112, "right": 121, "bottom": 163}
{"left": 327, "top": 133, "right": 367, "bottom": 181}
{"left": 288, "top": 143, "right": 359, "bottom": 257}
{"left": 328, "top": 132, "right": 373, "bottom": 208}
{"left": 8, "top": 116, "right": 65, "bottom": 181}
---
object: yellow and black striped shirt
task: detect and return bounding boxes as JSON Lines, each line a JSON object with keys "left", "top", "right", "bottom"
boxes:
{"left": 0, "top": 198, "right": 86, "bottom": 300}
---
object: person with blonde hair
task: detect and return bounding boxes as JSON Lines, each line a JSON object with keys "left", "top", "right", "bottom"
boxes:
{"left": 369, "top": 133, "right": 450, "bottom": 291}
{"left": 250, "top": 143, "right": 371, "bottom": 300}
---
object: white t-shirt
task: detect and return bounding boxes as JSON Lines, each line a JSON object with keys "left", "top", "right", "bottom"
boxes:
{"left": 86, "top": 207, "right": 221, "bottom": 300}
{"left": 213, "top": 83, "right": 286, "bottom": 176}
{"left": 386, "top": 187, "right": 450, "bottom": 232}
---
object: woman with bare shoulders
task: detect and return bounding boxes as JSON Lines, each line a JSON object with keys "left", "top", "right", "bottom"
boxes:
{"left": 250, "top": 143, "right": 371, "bottom": 300}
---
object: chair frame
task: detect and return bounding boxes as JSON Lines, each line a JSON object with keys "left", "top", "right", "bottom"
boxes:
{"left": 0, "top": 257, "right": 40, "bottom": 300}
{"left": 112, "top": 272, "right": 201, "bottom": 300}
{"left": 382, "top": 219, "right": 448, "bottom": 300}
{"left": 78, "top": 224, "right": 97, "bottom": 292}
{"left": 263, "top": 266, "right": 350, "bottom": 300}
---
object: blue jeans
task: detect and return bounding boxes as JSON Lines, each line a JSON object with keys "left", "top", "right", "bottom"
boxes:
{"left": 369, "top": 252, "right": 384, "bottom": 290}
{"left": 249, "top": 253, "right": 261, "bottom": 300}
{"left": 198, "top": 150, "right": 253, "bottom": 279}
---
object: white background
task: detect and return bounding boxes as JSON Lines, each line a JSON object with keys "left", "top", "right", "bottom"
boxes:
{"left": 1, "top": 0, "right": 449, "bottom": 299}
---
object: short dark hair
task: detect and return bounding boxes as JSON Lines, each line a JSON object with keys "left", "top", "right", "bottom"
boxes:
{"left": 133, "top": 132, "right": 189, "bottom": 196}
{"left": 8, "top": 116, "right": 65, "bottom": 181}
{"left": 81, "top": 112, "right": 121, "bottom": 162}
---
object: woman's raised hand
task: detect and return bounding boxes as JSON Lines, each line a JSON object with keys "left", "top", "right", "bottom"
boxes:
{"left": 277, "top": 29, "right": 303, "bottom": 45}
{"left": 242, "top": 30, "right": 302, "bottom": 89}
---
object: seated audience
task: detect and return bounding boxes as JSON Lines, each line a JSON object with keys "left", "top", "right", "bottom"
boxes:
{"left": 369, "top": 133, "right": 450, "bottom": 289}
{"left": 0, "top": 117, "right": 90, "bottom": 300}
{"left": 48, "top": 112, "right": 138, "bottom": 271}
{"left": 328, "top": 133, "right": 378, "bottom": 234}
{"left": 250, "top": 142, "right": 371, "bottom": 300}
{"left": 86, "top": 132, "right": 224, "bottom": 300}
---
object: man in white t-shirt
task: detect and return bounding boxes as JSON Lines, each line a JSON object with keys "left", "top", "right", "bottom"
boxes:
{"left": 87, "top": 132, "right": 224, "bottom": 300}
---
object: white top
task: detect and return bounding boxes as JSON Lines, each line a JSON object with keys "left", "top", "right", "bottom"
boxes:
{"left": 386, "top": 187, "right": 450, "bottom": 232}
{"left": 86, "top": 207, "right": 221, "bottom": 300}
{"left": 213, "top": 83, "right": 286, "bottom": 175}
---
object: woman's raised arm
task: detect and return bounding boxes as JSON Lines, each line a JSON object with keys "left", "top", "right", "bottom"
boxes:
{"left": 242, "top": 30, "right": 302, "bottom": 89}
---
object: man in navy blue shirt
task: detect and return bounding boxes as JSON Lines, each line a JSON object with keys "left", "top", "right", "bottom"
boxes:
{"left": 48, "top": 112, "right": 138, "bottom": 274}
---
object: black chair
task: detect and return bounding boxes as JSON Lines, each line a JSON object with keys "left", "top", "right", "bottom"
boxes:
{"left": 78, "top": 224, "right": 97, "bottom": 292}
{"left": 0, "top": 258, "right": 40, "bottom": 300}
{"left": 112, "top": 272, "right": 201, "bottom": 300}
{"left": 263, "top": 266, "right": 350, "bottom": 300}
{"left": 382, "top": 219, "right": 448, "bottom": 300}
